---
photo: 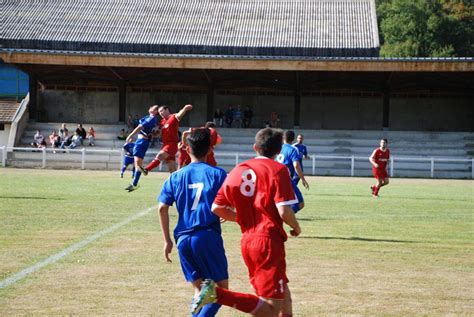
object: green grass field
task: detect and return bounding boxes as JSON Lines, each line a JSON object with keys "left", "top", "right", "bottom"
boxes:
{"left": 0, "top": 168, "right": 472, "bottom": 316}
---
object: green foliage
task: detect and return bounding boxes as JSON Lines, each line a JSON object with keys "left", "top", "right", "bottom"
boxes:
{"left": 377, "top": 0, "right": 474, "bottom": 57}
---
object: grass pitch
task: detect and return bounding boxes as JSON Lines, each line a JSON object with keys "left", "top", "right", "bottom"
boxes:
{"left": 0, "top": 168, "right": 472, "bottom": 316}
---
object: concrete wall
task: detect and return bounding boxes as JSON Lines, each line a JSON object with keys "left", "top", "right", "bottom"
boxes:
{"left": 390, "top": 97, "right": 473, "bottom": 131}
{"left": 301, "top": 96, "right": 383, "bottom": 130}
{"left": 0, "top": 124, "right": 11, "bottom": 146}
{"left": 41, "top": 90, "right": 119, "bottom": 123}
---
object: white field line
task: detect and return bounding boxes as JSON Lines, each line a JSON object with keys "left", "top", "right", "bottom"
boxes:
{"left": 0, "top": 206, "right": 156, "bottom": 289}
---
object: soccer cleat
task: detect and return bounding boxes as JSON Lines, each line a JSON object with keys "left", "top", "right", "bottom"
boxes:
{"left": 125, "top": 184, "right": 139, "bottom": 192}
{"left": 370, "top": 185, "right": 375, "bottom": 195}
{"left": 138, "top": 165, "right": 148, "bottom": 176}
{"left": 120, "top": 173, "right": 124, "bottom": 178}
{"left": 190, "top": 279, "right": 217, "bottom": 314}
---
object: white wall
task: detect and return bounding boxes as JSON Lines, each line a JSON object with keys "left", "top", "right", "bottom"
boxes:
{"left": 0, "top": 125, "right": 12, "bottom": 146}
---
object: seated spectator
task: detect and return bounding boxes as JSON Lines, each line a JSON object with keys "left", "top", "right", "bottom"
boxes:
{"left": 233, "top": 105, "right": 243, "bottom": 128}
{"left": 76, "top": 123, "right": 87, "bottom": 145}
{"left": 31, "top": 130, "right": 46, "bottom": 148}
{"left": 67, "top": 132, "right": 82, "bottom": 149}
{"left": 87, "top": 127, "right": 96, "bottom": 146}
{"left": 270, "top": 111, "right": 280, "bottom": 128}
{"left": 243, "top": 106, "right": 253, "bottom": 128}
{"left": 213, "top": 108, "right": 224, "bottom": 127}
{"left": 224, "top": 105, "right": 234, "bottom": 128}
{"left": 117, "top": 128, "right": 127, "bottom": 140}
{"left": 58, "top": 123, "right": 68, "bottom": 140}
{"left": 59, "top": 130, "right": 72, "bottom": 149}
{"left": 49, "top": 130, "right": 61, "bottom": 152}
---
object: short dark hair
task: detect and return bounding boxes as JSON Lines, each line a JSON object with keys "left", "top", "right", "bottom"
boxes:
{"left": 284, "top": 130, "right": 295, "bottom": 143}
{"left": 158, "top": 105, "right": 169, "bottom": 111}
{"left": 382, "top": 138, "right": 388, "bottom": 143}
{"left": 255, "top": 128, "right": 283, "bottom": 158}
{"left": 186, "top": 128, "right": 211, "bottom": 159}
{"left": 205, "top": 121, "right": 216, "bottom": 128}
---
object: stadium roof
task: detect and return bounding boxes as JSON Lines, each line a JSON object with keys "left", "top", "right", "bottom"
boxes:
{"left": 1, "top": 0, "right": 380, "bottom": 57}
{"left": 0, "top": 101, "right": 20, "bottom": 123}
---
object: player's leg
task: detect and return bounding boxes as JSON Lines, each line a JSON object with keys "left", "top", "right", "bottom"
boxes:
{"left": 144, "top": 152, "right": 164, "bottom": 172}
{"left": 291, "top": 182, "right": 304, "bottom": 213}
{"left": 280, "top": 283, "right": 293, "bottom": 317}
{"left": 127, "top": 140, "right": 149, "bottom": 191}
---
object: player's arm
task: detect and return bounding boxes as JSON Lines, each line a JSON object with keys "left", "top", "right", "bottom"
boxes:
{"left": 369, "top": 150, "right": 379, "bottom": 168}
{"left": 181, "top": 129, "right": 191, "bottom": 146}
{"left": 158, "top": 202, "right": 173, "bottom": 262}
{"left": 175, "top": 104, "right": 193, "bottom": 121}
{"left": 126, "top": 124, "right": 143, "bottom": 144}
{"left": 212, "top": 204, "right": 237, "bottom": 222}
{"left": 293, "top": 160, "right": 309, "bottom": 189}
{"left": 216, "top": 134, "right": 222, "bottom": 146}
{"left": 278, "top": 205, "right": 301, "bottom": 237}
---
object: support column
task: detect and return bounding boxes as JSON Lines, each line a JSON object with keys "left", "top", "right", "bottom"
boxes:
{"left": 294, "top": 72, "right": 301, "bottom": 127}
{"left": 207, "top": 83, "right": 215, "bottom": 122}
{"left": 382, "top": 72, "right": 393, "bottom": 130}
{"left": 28, "top": 75, "right": 37, "bottom": 119}
{"left": 119, "top": 82, "right": 126, "bottom": 122}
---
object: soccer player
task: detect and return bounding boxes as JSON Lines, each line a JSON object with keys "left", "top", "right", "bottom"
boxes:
{"left": 276, "top": 130, "right": 309, "bottom": 213}
{"left": 182, "top": 122, "right": 222, "bottom": 167}
{"left": 369, "top": 138, "right": 390, "bottom": 197}
{"left": 177, "top": 141, "right": 191, "bottom": 169}
{"left": 192, "top": 128, "right": 302, "bottom": 317}
{"left": 144, "top": 104, "right": 193, "bottom": 174}
{"left": 120, "top": 142, "right": 135, "bottom": 178}
{"left": 158, "top": 128, "right": 229, "bottom": 317}
{"left": 124, "top": 105, "right": 159, "bottom": 192}
{"left": 292, "top": 133, "right": 310, "bottom": 185}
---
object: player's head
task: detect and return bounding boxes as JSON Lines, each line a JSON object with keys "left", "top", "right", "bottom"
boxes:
{"left": 283, "top": 130, "right": 295, "bottom": 144}
{"left": 205, "top": 121, "right": 216, "bottom": 128}
{"left": 158, "top": 105, "right": 171, "bottom": 118}
{"left": 380, "top": 138, "right": 388, "bottom": 150}
{"left": 253, "top": 128, "right": 283, "bottom": 158}
{"left": 186, "top": 128, "right": 211, "bottom": 160}
{"left": 149, "top": 105, "right": 159, "bottom": 116}
{"left": 297, "top": 134, "right": 304, "bottom": 143}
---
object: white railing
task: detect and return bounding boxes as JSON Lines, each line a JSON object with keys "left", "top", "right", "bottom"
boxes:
{"left": 0, "top": 146, "right": 473, "bottom": 179}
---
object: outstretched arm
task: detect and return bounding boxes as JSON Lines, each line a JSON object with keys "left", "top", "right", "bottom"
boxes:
{"left": 158, "top": 202, "right": 173, "bottom": 262}
{"left": 126, "top": 124, "right": 142, "bottom": 144}
{"left": 176, "top": 104, "right": 193, "bottom": 121}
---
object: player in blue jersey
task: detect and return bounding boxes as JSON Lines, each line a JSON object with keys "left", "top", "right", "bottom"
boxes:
{"left": 124, "top": 105, "right": 159, "bottom": 192}
{"left": 120, "top": 142, "right": 135, "bottom": 178}
{"left": 292, "top": 134, "right": 310, "bottom": 185}
{"left": 275, "top": 130, "right": 309, "bottom": 213}
{"left": 158, "top": 128, "right": 229, "bottom": 317}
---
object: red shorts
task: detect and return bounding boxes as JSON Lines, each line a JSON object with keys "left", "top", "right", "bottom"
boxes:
{"left": 206, "top": 151, "right": 217, "bottom": 166}
{"left": 241, "top": 234, "right": 288, "bottom": 300}
{"left": 161, "top": 142, "right": 178, "bottom": 161}
{"left": 372, "top": 167, "right": 388, "bottom": 180}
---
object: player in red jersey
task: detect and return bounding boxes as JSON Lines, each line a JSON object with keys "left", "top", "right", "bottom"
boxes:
{"left": 369, "top": 138, "right": 390, "bottom": 197}
{"left": 182, "top": 121, "right": 222, "bottom": 166}
{"left": 177, "top": 141, "right": 191, "bottom": 169}
{"left": 191, "top": 128, "right": 301, "bottom": 317}
{"left": 144, "top": 104, "right": 192, "bottom": 174}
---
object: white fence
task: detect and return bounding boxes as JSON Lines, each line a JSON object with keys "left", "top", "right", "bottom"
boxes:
{"left": 1, "top": 146, "right": 473, "bottom": 179}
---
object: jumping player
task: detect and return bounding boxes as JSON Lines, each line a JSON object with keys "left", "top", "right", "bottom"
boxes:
{"left": 158, "top": 128, "right": 229, "bottom": 317}
{"left": 124, "top": 105, "right": 159, "bottom": 192}
{"left": 192, "top": 128, "right": 302, "bottom": 317}
{"left": 120, "top": 142, "right": 135, "bottom": 178}
{"left": 276, "top": 130, "right": 309, "bottom": 213}
{"left": 145, "top": 104, "right": 193, "bottom": 174}
{"left": 182, "top": 121, "right": 222, "bottom": 167}
{"left": 369, "top": 138, "right": 390, "bottom": 197}
{"left": 292, "top": 134, "right": 310, "bottom": 185}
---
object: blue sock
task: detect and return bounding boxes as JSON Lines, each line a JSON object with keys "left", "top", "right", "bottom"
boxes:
{"left": 120, "top": 165, "right": 127, "bottom": 175}
{"left": 132, "top": 171, "right": 141, "bottom": 186}
{"left": 132, "top": 167, "right": 136, "bottom": 178}
{"left": 193, "top": 303, "right": 221, "bottom": 317}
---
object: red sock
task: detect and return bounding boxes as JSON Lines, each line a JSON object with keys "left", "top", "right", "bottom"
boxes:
{"left": 374, "top": 185, "right": 380, "bottom": 195}
{"left": 146, "top": 159, "right": 160, "bottom": 171}
{"left": 216, "top": 287, "right": 261, "bottom": 313}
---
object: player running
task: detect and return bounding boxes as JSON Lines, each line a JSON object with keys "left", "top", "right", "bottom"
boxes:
{"left": 124, "top": 105, "right": 159, "bottom": 192}
{"left": 144, "top": 104, "right": 193, "bottom": 174}
{"left": 158, "top": 128, "right": 229, "bottom": 317}
{"left": 369, "top": 138, "right": 390, "bottom": 197}
{"left": 292, "top": 133, "right": 310, "bottom": 185}
{"left": 120, "top": 142, "right": 135, "bottom": 178}
{"left": 276, "top": 130, "right": 309, "bottom": 213}
{"left": 192, "top": 128, "right": 302, "bottom": 317}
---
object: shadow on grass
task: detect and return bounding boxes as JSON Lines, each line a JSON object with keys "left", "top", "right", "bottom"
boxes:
{"left": 299, "top": 235, "right": 419, "bottom": 243}
{"left": 0, "top": 196, "right": 65, "bottom": 201}
{"left": 296, "top": 217, "right": 330, "bottom": 222}
{"left": 315, "top": 193, "right": 467, "bottom": 202}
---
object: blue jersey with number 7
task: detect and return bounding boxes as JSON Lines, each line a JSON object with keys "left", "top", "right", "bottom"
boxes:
{"left": 158, "top": 162, "right": 227, "bottom": 242}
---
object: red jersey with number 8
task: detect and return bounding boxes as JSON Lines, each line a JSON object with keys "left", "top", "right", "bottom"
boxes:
{"left": 214, "top": 156, "right": 298, "bottom": 241}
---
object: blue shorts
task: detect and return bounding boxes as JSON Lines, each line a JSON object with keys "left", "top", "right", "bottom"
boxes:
{"left": 123, "top": 155, "right": 134, "bottom": 166}
{"left": 177, "top": 229, "right": 228, "bottom": 283}
{"left": 292, "top": 181, "right": 304, "bottom": 204}
{"left": 132, "top": 138, "right": 150, "bottom": 159}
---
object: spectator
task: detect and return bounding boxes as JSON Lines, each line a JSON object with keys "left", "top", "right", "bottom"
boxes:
{"left": 117, "top": 128, "right": 127, "bottom": 140}
{"left": 49, "top": 130, "right": 61, "bottom": 152}
{"left": 67, "top": 131, "right": 82, "bottom": 149}
{"left": 233, "top": 105, "right": 243, "bottom": 128}
{"left": 87, "top": 127, "right": 96, "bottom": 146}
{"left": 270, "top": 111, "right": 280, "bottom": 128}
{"left": 243, "top": 106, "right": 253, "bottom": 128}
{"left": 213, "top": 108, "right": 224, "bottom": 127}
{"left": 224, "top": 105, "right": 234, "bottom": 128}
{"left": 76, "top": 123, "right": 87, "bottom": 145}
{"left": 58, "top": 123, "right": 68, "bottom": 140}
{"left": 31, "top": 130, "right": 46, "bottom": 148}
{"left": 59, "top": 130, "right": 72, "bottom": 149}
